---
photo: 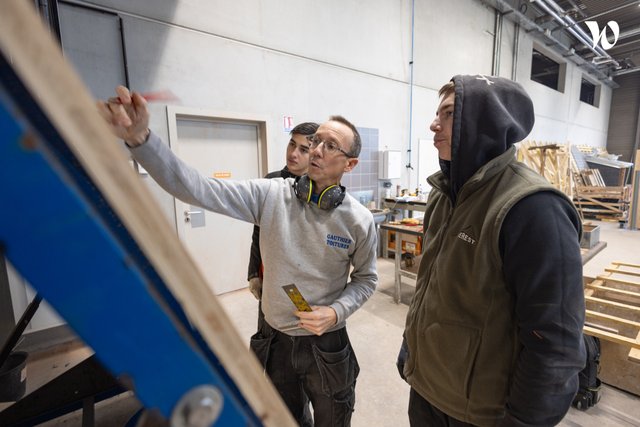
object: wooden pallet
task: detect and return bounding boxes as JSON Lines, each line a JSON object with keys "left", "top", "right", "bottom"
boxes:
{"left": 573, "top": 185, "right": 631, "bottom": 222}
{"left": 584, "top": 262, "right": 640, "bottom": 395}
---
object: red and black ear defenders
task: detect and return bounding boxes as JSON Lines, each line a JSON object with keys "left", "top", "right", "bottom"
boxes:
{"left": 293, "top": 175, "right": 345, "bottom": 210}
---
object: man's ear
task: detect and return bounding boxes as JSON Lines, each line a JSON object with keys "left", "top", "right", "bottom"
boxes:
{"left": 343, "top": 158, "right": 359, "bottom": 173}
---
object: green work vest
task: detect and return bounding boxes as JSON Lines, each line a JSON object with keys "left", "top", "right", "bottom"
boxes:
{"left": 404, "top": 147, "right": 576, "bottom": 426}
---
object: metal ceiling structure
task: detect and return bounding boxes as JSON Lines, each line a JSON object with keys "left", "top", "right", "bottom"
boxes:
{"left": 481, "top": 0, "right": 640, "bottom": 87}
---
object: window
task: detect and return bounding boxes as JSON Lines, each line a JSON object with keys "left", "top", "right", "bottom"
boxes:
{"left": 580, "top": 78, "right": 599, "bottom": 107}
{"left": 531, "top": 49, "right": 561, "bottom": 91}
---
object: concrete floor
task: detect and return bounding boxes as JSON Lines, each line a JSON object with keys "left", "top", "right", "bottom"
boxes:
{"left": 221, "top": 218, "right": 640, "bottom": 427}
{"left": 3, "top": 220, "right": 639, "bottom": 426}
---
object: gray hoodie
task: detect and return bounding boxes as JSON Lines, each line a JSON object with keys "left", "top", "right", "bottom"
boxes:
{"left": 131, "top": 132, "right": 378, "bottom": 335}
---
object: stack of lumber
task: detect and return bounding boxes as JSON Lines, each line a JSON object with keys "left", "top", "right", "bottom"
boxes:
{"left": 583, "top": 262, "right": 640, "bottom": 395}
{"left": 574, "top": 168, "right": 606, "bottom": 187}
{"left": 518, "top": 140, "right": 632, "bottom": 222}
{"left": 570, "top": 145, "right": 631, "bottom": 222}
{"left": 517, "top": 141, "right": 572, "bottom": 195}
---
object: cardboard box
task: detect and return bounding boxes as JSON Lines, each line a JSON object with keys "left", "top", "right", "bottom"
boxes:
{"left": 388, "top": 231, "right": 422, "bottom": 255}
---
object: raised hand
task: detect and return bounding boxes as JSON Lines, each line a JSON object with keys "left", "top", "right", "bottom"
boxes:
{"left": 96, "top": 85, "right": 150, "bottom": 146}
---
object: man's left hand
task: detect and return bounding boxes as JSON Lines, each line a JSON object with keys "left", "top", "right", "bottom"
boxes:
{"left": 295, "top": 306, "right": 337, "bottom": 336}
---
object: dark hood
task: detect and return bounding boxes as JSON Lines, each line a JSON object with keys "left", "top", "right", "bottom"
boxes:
{"left": 447, "top": 75, "right": 534, "bottom": 200}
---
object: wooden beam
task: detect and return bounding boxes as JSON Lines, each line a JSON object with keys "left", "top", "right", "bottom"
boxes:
{"left": 586, "top": 283, "right": 640, "bottom": 300}
{"left": 612, "top": 261, "right": 640, "bottom": 269}
{"left": 585, "top": 295, "right": 640, "bottom": 314}
{"left": 0, "top": 2, "right": 294, "bottom": 425}
{"left": 584, "top": 326, "right": 640, "bottom": 349}
{"left": 577, "top": 197, "right": 624, "bottom": 213}
{"left": 595, "top": 275, "right": 640, "bottom": 288}
{"left": 605, "top": 268, "right": 640, "bottom": 278}
{"left": 586, "top": 309, "right": 640, "bottom": 328}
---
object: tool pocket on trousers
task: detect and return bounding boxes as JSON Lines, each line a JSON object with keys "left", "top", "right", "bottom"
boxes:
{"left": 312, "top": 342, "right": 359, "bottom": 397}
{"left": 249, "top": 330, "right": 274, "bottom": 370}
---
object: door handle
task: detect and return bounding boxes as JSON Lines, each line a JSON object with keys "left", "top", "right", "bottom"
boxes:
{"left": 184, "top": 208, "right": 205, "bottom": 227}
{"left": 184, "top": 210, "right": 202, "bottom": 222}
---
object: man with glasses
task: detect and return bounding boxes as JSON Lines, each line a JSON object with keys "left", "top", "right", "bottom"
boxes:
{"left": 98, "top": 86, "right": 378, "bottom": 427}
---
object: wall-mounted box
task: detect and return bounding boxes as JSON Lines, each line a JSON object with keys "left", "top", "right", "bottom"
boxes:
{"left": 379, "top": 150, "right": 401, "bottom": 179}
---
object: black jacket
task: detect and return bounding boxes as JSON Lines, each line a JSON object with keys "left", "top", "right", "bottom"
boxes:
{"left": 247, "top": 166, "right": 297, "bottom": 280}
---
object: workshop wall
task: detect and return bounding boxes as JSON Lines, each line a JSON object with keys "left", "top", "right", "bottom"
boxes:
{"left": 516, "top": 38, "right": 612, "bottom": 148}
{"left": 4, "top": 0, "right": 615, "bottom": 334}
{"left": 54, "top": 0, "right": 613, "bottom": 208}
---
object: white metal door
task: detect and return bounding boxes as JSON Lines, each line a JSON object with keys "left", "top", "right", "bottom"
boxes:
{"left": 170, "top": 113, "right": 262, "bottom": 295}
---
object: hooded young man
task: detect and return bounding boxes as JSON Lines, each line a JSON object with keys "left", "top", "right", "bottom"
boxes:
{"left": 398, "top": 75, "right": 586, "bottom": 426}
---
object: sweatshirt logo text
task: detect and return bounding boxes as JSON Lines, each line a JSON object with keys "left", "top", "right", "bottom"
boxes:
{"left": 457, "top": 231, "right": 477, "bottom": 246}
{"left": 326, "top": 234, "right": 352, "bottom": 250}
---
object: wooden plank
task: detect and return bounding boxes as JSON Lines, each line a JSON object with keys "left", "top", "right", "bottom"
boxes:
{"left": 605, "top": 267, "right": 640, "bottom": 278}
{"left": 577, "top": 185, "right": 627, "bottom": 193}
{"left": 595, "top": 275, "right": 640, "bottom": 288}
{"left": 612, "top": 261, "right": 640, "bottom": 269}
{"left": 0, "top": 2, "right": 295, "bottom": 425}
{"left": 584, "top": 326, "right": 640, "bottom": 349}
{"left": 577, "top": 197, "right": 624, "bottom": 213}
{"left": 585, "top": 295, "right": 640, "bottom": 314}
{"left": 586, "top": 309, "right": 640, "bottom": 328}
{"left": 586, "top": 283, "right": 640, "bottom": 300}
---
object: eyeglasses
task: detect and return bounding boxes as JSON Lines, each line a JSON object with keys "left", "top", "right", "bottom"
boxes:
{"left": 306, "top": 135, "right": 355, "bottom": 158}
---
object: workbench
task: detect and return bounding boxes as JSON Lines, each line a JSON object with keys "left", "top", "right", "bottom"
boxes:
{"left": 382, "top": 198, "right": 427, "bottom": 218}
{"left": 379, "top": 222, "right": 423, "bottom": 304}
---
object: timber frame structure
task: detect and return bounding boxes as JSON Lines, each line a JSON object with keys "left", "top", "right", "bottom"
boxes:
{"left": 0, "top": 2, "right": 295, "bottom": 425}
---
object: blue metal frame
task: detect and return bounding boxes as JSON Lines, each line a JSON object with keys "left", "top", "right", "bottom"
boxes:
{"left": 0, "top": 55, "right": 260, "bottom": 425}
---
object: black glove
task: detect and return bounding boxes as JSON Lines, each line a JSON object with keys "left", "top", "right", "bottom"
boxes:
{"left": 396, "top": 336, "right": 409, "bottom": 381}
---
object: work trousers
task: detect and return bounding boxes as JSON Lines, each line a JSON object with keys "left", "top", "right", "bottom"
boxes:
{"left": 250, "top": 321, "right": 359, "bottom": 427}
{"left": 409, "top": 388, "right": 475, "bottom": 427}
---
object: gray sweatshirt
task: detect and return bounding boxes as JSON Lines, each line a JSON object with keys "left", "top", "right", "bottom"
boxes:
{"left": 130, "top": 133, "right": 378, "bottom": 335}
